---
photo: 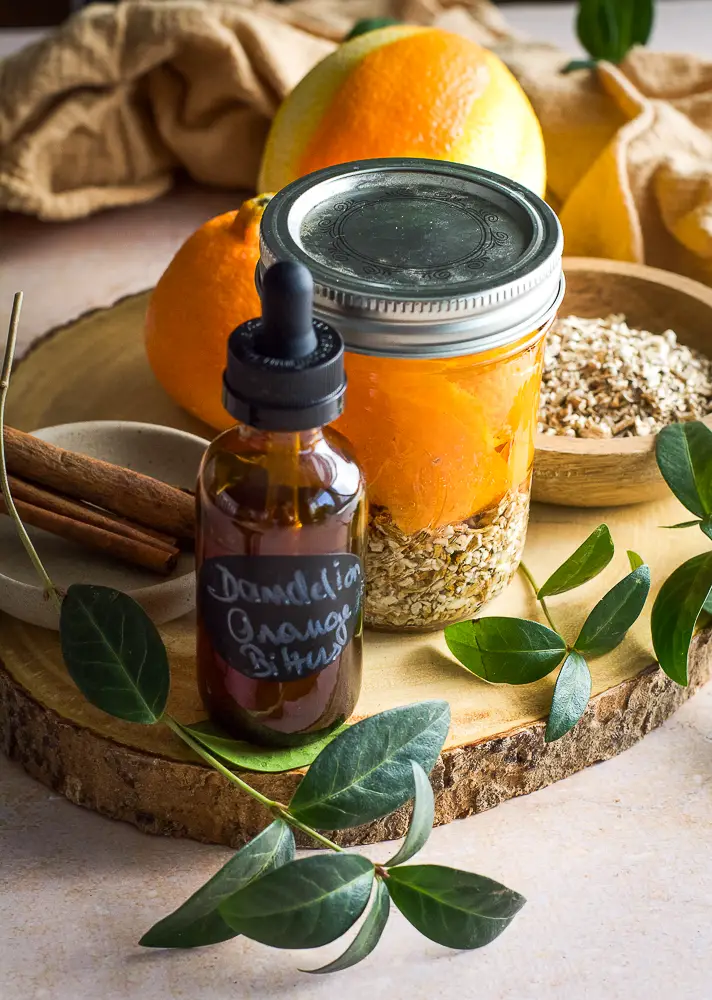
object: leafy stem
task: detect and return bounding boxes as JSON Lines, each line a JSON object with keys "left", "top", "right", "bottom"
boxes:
{"left": 163, "top": 714, "right": 280, "bottom": 812}
{"left": 274, "top": 809, "right": 344, "bottom": 854}
{"left": 143, "top": 700, "right": 520, "bottom": 966}
{"left": 0, "top": 293, "right": 62, "bottom": 613}
{"left": 164, "top": 714, "right": 345, "bottom": 852}
{"left": 519, "top": 561, "right": 559, "bottom": 635}
{"left": 449, "top": 526, "right": 649, "bottom": 742}
{"left": 652, "top": 421, "right": 712, "bottom": 684}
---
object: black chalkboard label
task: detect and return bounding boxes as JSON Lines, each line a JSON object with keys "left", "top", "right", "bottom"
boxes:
{"left": 199, "top": 554, "right": 364, "bottom": 682}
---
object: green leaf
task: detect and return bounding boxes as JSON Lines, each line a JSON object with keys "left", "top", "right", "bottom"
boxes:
{"left": 577, "top": 0, "right": 618, "bottom": 60}
{"left": 574, "top": 565, "right": 650, "bottom": 658}
{"left": 545, "top": 651, "right": 591, "bottom": 743}
{"left": 385, "top": 761, "right": 435, "bottom": 867}
{"left": 140, "top": 820, "right": 294, "bottom": 949}
{"left": 345, "top": 17, "right": 400, "bottom": 41}
{"left": 304, "top": 879, "right": 390, "bottom": 974}
{"left": 627, "top": 550, "right": 644, "bottom": 570}
{"left": 538, "top": 524, "right": 614, "bottom": 598}
{"left": 701, "top": 518, "right": 712, "bottom": 543}
{"left": 386, "top": 865, "right": 525, "bottom": 950}
{"left": 656, "top": 421, "right": 712, "bottom": 519}
{"left": 662, "top": 521, "right": 702, "bottom": 530}
{"left": 59, "top": 584, "right": 169, "bottom": 724}
{"left": 576, "top": 0, "right": 653, "bottom": 63}
{"left": 289, "top": 701, "right": 450, "bottom": 830}
{"left": 219, "top": 854, "right": 374, "bottom": 950}
{"left": 651, "top": 552, "right": 712, "bottom": 686}
{"left": 183, "top": 720, "right": 348, "bottom": 773}
{"left": 630, "top": 0, "right": 655, "bottom": 45}
{"left": 445, "top": 618, "right": 566, "bottom": 684}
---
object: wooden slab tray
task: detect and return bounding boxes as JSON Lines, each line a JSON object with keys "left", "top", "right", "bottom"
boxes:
{"left": 1, "top": 293, "right": 710, "bottom": 848}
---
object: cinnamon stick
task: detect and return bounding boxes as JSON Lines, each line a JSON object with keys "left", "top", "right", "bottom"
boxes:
{"left": 8, "top": 476, "right": 178, "bottom": 552}
{"left": 0, "top": 496, "right": 179, "bottom": 576}
{"left": 3, "top": 426, "right": 196, "bottom": 539}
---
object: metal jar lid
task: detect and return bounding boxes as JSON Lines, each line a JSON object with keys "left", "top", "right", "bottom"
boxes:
{"left": 258, "top": 158, "right": 564, "bottom": 359}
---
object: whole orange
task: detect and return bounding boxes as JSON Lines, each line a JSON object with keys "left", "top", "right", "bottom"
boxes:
{"left": 145, "top": 195, "right": 272, "bottom": 431}
{"left": 259, "top": 26, "right": 545, "bottom": 196}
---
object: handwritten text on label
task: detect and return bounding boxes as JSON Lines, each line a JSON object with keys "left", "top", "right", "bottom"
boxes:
{"left": 199, "top": 555, "right": 363, "bottom": 682}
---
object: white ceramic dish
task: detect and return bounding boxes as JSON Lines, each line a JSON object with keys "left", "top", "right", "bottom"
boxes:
{"left": 0, "top": 421, "right": 209, "bottom": 630}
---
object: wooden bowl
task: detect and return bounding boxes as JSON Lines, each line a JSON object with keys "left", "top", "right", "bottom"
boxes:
{"left": 532, "top": 257, "right": 712, "bottom": 507}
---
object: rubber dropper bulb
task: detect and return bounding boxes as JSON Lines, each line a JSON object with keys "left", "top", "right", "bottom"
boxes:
{"left": 256, "top": 260, "right": 318, "bottom": 360}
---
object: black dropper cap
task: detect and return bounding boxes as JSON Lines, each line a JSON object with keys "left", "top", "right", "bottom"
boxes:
{"left": 223, "top": 261, "right": 346, "bottom": 431}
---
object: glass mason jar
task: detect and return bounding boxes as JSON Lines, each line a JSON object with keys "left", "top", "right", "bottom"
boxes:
{"left": 258, "top": 159, "right": 564, "bottom": 631}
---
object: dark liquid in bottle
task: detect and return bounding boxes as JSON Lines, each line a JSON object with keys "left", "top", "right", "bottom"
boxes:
{"left": 196, "top": 424, "right": 366, "bottom": 747}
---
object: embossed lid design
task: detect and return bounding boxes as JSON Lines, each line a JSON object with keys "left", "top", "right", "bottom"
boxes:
{"left": 258, "top": 158, "right": 564, "bottom": 358}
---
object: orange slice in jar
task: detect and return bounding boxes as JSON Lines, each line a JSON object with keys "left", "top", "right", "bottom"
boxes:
{"left": 338, "top": 357, "right": 512, "bottom": 534}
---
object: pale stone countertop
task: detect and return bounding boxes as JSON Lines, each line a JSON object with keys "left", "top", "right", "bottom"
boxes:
{"left": 2, "top": 4, "right": 712, "bottom": 999}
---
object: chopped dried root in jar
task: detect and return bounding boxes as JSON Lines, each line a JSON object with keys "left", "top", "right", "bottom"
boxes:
{"left": 538, "top": 314, "right": 712, "bottom": 438}
{"left": 366, "top": 486, "right": 530, "bottom": 630}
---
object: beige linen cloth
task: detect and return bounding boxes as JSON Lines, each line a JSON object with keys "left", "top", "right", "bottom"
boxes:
{"left": 1, "top": 0, "right": 712, "bottom": 285}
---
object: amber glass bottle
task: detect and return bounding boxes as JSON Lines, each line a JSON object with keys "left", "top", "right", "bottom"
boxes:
{"left": 196, "top": 262, "right": 366, "bottom": 746}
